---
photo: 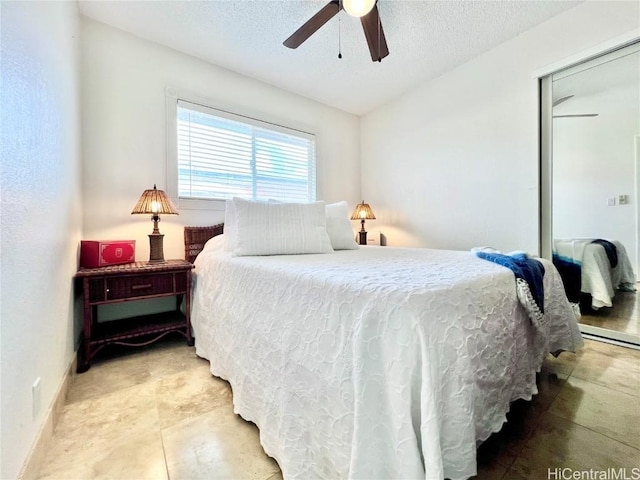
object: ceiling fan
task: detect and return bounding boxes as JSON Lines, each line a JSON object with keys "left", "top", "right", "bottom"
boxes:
{"left": 552, "top": 95, "right": 599, "bottom": 118}
{"left": 283, "top": 0, "right": 389, "bottom": 62}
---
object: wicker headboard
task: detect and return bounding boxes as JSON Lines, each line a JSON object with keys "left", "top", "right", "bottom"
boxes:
{"left": 184, "top": 223, "right": 224, "bottom": 264}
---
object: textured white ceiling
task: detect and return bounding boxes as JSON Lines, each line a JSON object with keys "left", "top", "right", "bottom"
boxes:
{"left": 78, "top": 0, "right": 582, "bottom": 115}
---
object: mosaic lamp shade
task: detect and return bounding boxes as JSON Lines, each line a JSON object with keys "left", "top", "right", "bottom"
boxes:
{"left": 131, "top": 184, "right": 178, "bottom": 263}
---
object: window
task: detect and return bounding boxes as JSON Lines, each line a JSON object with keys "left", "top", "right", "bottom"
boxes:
{"left": 176, "top": 99, "right": 316, "bottom": 204}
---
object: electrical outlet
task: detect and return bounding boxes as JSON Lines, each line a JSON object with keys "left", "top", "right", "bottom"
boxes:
{"left": 619, "top": 194, "right": 629, "bottom": 205}
{"left": 32, "top": 377, "right": 41, "bottom": 420}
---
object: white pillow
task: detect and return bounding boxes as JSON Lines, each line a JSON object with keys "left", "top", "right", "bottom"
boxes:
{"left": 232, "top": 198, "right": 334, "bottom": 256}
{"left": 223, "top": 200, "right": 237, "bottom": 251}
{"left": 326, "top": 201, "right": 359, "bottom": 250}
{"left": 224, "top": 198, "right": 281, "bottom": 251}
{"left": 202, "top": 234, "right": 226, "bottom": 255}
{"left": 325, "top": 200, "right": 350, "bottom": 218}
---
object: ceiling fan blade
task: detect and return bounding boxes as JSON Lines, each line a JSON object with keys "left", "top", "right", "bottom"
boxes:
{"left": 552, "top": 95, "right": 574, "bottom": 107}
{"left": 553, "top": 114, "right": 599, "bottom": 118}
{"left": 283, "top": 1, "right": 340, "bottom": 49}
{"left": 360, "top": 3, "right": 389, "bottom": 62}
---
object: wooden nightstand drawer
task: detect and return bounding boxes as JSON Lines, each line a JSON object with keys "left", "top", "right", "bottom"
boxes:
{"left": 88, "top": 279, "right": 105, "bottom": 303}
{"left": 174, "top": 271, "right": 187, "bottom": 292}
{"left": 106, "top": 273, "right": 174, "bottom": 300}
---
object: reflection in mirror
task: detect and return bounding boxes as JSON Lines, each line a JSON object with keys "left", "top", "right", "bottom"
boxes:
{"left": 544, "top": 43, "right": 640, "bottom": 346}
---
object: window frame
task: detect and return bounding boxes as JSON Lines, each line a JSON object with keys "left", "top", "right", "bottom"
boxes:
{"left": 166, "top": 87, "right": 320, "bottom": 211}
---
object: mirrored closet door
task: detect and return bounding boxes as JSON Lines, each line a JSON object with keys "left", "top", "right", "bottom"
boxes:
{"left": 540, "top": 41, "right": 640, "bottom": 346}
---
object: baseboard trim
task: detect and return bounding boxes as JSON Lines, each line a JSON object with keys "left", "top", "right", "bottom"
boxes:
{"left": 17, "top": 353, "right": 77, "bottom": 480}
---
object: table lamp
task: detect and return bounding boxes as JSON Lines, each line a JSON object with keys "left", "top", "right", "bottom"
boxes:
{"left": 350, "top": 200, "right": 376, "bottom": 246}
{"left": 131, "top": 184, "right": 178, "bottom": 263}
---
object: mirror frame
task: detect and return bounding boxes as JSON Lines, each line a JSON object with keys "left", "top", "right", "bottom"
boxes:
{"left": 537, "top": 32, "right": 640, "bottom": 347}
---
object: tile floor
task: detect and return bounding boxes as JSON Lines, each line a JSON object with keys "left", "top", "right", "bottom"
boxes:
{"left": 37, "top": 337, "right": 640, "bottom": 480}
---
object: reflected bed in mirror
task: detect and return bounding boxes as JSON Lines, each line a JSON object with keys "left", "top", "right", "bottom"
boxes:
{"left": 553, "top": 238, "right": 636, "bottom": 309}
{"left": 552, "top": 238, "right": 638, "bottom": 337}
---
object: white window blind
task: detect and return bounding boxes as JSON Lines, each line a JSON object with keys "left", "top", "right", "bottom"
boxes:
{"left": 177, "top": 100, "right": 316, "bottom": 203}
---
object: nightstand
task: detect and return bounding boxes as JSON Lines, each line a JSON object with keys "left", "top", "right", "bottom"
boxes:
{"left": 75, "top": 259, "right": 194, "bottom": 373}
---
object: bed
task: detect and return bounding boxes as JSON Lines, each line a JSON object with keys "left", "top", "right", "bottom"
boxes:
{"left": 186, "top": 221, "right": 583, "bottom": 480}
{"left": 553, "top": 239, "right": 636, "bottom": 310}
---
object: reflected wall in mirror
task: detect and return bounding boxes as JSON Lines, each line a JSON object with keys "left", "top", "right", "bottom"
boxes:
{"left": 542, "top": 41, "right": 640, "bottom": 346}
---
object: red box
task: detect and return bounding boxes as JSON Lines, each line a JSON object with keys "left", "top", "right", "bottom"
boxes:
{"left": 80, "top": 240, "right": 136, "bottom": 268}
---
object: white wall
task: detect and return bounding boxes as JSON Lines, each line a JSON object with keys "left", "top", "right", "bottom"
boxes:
{"left": 0, "top": 2, "right": 82, "bottom": 478}
{"left": 361, "top": 1, "right": 640, "bottom": 252}
{"left": 553, "top": 79, "right": 639, "bottom": 272}
{"left": 81, "top": 18, "right": 361, "bottom": 262}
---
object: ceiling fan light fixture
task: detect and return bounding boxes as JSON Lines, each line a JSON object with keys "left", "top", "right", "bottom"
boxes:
{"left": 343, "top": 0, "right": 375, "bottom": 18}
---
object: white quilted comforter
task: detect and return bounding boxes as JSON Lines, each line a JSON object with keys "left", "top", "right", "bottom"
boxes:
{"left": 191, "top": 238, "right": 583, "bottom": 480}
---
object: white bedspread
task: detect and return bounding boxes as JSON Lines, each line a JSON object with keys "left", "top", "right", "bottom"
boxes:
{"left": 192, "top": 241, "right": 583, "bottom": 480}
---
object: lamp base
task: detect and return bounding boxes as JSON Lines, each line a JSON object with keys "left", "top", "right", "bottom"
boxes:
{"left": 357, "top": 231, "right": 367, "bottom": 246}
{"left": 148, "top": 233, "right": 165, "bottom": 263}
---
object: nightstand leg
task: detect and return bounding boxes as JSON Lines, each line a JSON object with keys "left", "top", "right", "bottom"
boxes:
{"left": 77, "top": 345, "right": 90, "bottom": 373}
{"left": 185, "top": 275, "right": 194, "bottom": 346}
{"left": 77, "top": 278, "right": 93, "bottom": 373}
